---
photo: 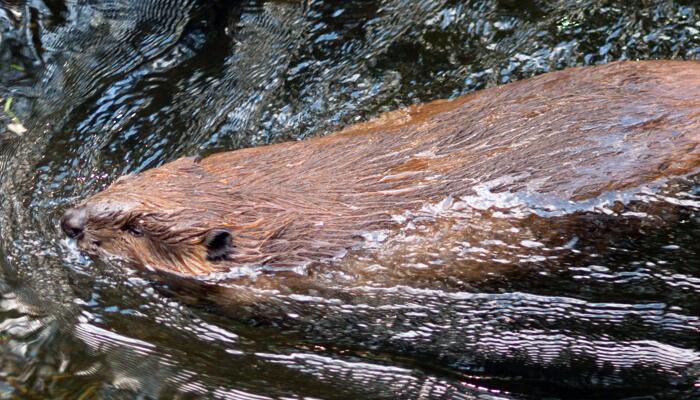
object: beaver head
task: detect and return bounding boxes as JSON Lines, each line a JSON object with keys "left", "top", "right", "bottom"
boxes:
{"left": 60, "top": 154, "right": 372, "bottom": 275}
{"left": 60, "top": 161, "right": 238, "bottom": 275}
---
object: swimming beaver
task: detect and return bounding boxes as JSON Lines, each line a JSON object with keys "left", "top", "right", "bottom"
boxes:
{"left": 61, "top": 61, "right": 700, "bottom": 281}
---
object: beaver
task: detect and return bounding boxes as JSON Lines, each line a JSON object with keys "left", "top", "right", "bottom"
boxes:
{"left": 60, "top": 61, "right": 700, "bottom": 286}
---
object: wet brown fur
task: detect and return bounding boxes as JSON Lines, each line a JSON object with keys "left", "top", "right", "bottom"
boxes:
{"left": 68, "top": 61, "right": 700, "bottom": 278}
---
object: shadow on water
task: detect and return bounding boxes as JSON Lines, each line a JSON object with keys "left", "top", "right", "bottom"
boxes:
{"left": 0, "top": 0, "right": 699, "bottom": 398}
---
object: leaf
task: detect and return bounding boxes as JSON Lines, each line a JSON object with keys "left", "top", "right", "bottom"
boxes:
{"left": 7, "top": 122, "right": 26, "bottom": 135}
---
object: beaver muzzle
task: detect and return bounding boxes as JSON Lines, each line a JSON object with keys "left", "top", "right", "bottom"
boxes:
{"left": 61, "top": 207, "right": 87, "bottom": 240}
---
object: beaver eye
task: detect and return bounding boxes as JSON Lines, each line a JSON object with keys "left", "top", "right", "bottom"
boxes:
{"left": 122, "top": 222, "right": 143, "bottom": 237}
{"left": 204, "top": 229, "right": 232, "bottom": 261}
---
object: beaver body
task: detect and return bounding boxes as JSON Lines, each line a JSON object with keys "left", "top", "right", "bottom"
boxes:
{"left": 61, "top": 61, "right": 700, "bottom": 281}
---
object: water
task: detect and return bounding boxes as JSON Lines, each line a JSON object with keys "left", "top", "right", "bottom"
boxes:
{"left": 0, "top": 0, "right": 699, "bottom": 398}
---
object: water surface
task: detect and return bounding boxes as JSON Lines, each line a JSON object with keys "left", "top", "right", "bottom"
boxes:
{"left": 0, "top": 0, "right": 699, "bottom": 398}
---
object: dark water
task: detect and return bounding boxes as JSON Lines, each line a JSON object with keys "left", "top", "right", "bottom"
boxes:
{"left": 0, "top": 0, "right": 699, "bottom": 398}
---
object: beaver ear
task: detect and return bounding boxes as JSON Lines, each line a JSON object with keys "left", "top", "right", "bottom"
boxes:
{"left": 204, "top": 229, "right": 232, "bottom": 261}
{"left": 114, "top": 173, "right": 135, "bottom": 186}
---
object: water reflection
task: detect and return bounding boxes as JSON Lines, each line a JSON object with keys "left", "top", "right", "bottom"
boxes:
{"left": 0, "top": 0, "right": 699, "bottom": 398}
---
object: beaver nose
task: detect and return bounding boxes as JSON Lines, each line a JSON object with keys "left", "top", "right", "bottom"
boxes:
{"left": 61, "top": 207, "right": 87, "bottom": 239}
